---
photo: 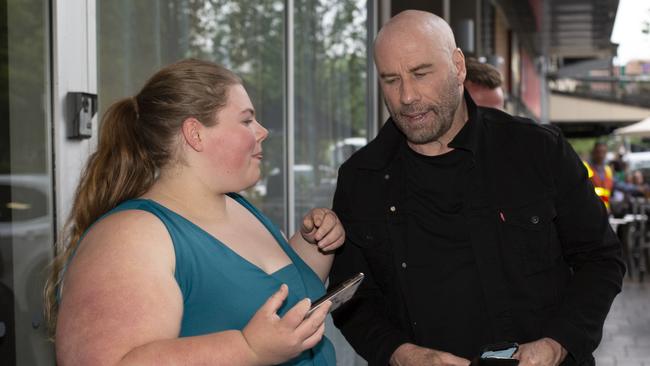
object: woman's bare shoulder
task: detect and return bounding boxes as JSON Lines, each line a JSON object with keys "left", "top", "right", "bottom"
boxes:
{"left": 57, "top": 209, "right": 183, "bottom": 365}
{"left": 69, "top": 208, "right": 176, "bottom": 277}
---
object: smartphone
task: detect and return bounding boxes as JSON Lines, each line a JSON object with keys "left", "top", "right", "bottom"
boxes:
{"left": 480, "top": 342, "right": 518, "bottom": 359}
{"left": 307, "top": 272, "right": 364, "bottom": 316}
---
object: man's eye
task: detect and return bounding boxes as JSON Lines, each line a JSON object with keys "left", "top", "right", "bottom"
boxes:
{"left": 243, "top": 119, "right": 254, "bottom": 125}
{"left": 384, "top": 78, "right": 397, "bottom": 85}
{"left": 414, "top": 73, "right": 427, "bottom": 78}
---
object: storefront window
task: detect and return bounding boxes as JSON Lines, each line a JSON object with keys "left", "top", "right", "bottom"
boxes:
{"left": 0, "top": 0, "right": 55, "bottom": 364}
{"left": 293, "top": 0, "right": 368, "bottom": 228}
{"left": 98, "top": 0, "right": 287, "bottom": 225}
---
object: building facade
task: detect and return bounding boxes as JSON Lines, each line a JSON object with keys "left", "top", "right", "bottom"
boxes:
{"left": 0, "top": 0, "right": 620, "bottom": 364}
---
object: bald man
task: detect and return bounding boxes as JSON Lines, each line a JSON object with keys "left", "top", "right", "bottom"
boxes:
{"left": 464, "top": 57, "right": 505, "bottom": 110}
{"left": 330, "top": 10, "right": 624, "bottom": 366}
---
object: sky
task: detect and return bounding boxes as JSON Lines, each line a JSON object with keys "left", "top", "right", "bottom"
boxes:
{"left": 611, "top": 0, "right": 650, "bottom": 65}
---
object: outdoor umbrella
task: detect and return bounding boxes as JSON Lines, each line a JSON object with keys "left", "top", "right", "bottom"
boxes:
{"left": 614, "top": 116, "right": 650, "bottom": 137}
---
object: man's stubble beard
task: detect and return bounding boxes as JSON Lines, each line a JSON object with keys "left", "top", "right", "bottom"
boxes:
{"left": 389, "top": 71, "right": 462, "bottom": 145}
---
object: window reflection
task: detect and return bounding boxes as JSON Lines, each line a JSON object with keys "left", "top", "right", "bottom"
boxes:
{"left": 99, "top": 0, "right": 368, "bottom": 232}
{"left": 293, "top": 0, "right": 368, "bottom": 225}
{"left": 98, "top": 0, "right": 286, "bottom": 226}
{"left": 0, "top": 0, "right": 54, "bottom": 364}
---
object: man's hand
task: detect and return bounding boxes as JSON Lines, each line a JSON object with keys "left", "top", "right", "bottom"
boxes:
{"left": 390, "top": 343, "right": 471, "bottom": 366}
{"left": 514, "top": 338, "right": 567, "bottom": 366}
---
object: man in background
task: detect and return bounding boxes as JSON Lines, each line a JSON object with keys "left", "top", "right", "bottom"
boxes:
{"left": 464, "top": 57, "right": 505, "bottom": 110}
{"left": 583, "top": 142, "right": 614, "bottom": 210}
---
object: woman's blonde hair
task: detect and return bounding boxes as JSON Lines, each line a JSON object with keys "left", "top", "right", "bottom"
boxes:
{"left": 43, "top": 58, "right": 241, "bottom": 336}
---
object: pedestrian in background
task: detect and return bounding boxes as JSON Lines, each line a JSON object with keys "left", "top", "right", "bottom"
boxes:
{"left": 464, "top": 57, "right": 505, "bottom": 110}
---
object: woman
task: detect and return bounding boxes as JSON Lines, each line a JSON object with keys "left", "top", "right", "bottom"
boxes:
{"left": 44, "top": 59, "right": 344, "bottom": 365}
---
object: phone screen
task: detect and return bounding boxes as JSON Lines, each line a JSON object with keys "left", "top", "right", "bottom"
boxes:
{"left": 480, "top": 343, "right": 518, "bottom": 359}
{"left": 307, "top": 272, "right": 364, "bottom": 316}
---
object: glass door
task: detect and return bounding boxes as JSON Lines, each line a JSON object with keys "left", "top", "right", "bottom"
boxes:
{"left": 0, "top": 0, "right": 55, "bottom": 364}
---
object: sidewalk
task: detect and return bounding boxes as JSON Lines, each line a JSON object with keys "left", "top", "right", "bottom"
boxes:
{"left": 594, "top": 280, "right": 650, "bottom": 366}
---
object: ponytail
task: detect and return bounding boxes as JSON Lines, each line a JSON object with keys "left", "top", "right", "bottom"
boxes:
{"left": 44, "top": 97, "right": 156, "bottom": 336}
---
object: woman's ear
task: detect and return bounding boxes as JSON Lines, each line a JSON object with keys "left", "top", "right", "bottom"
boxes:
{"left": 181, "top": 117, "right": 204, "bottom": 151}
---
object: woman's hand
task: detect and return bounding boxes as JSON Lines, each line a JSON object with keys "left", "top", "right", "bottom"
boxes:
{"left": 242, "top": 284, "right": 332, "bottom": 365}
{"left": 300, "top": 208, "right": 345, "bottom": 252}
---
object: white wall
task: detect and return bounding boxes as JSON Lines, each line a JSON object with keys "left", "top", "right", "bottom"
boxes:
{"left": 52, "top": 0, "right": 98, "bottom": 231}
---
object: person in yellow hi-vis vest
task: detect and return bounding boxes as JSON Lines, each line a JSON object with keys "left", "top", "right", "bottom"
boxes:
{"left": 583, "top": 142, "right": 614, "bottom": 210}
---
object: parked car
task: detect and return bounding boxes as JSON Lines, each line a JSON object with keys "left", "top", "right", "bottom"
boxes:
{"left": 0, "top": 174, "right": 54, "bottom": 365}
{"left": 0, "top": 174, "right": 50, "bottom": 239}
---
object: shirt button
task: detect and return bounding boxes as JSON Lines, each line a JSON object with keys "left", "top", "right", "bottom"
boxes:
{"left": 384, "top": 174, "right": 390, "bottom": 180}
{"left": 390, "top": 206, "right": 396, "bottom": 212}
{"left": 530, "top": 216, "right": 540, "bottom": 224}
{"left": 401, "top": 262, "right": 407, "bottom": 268}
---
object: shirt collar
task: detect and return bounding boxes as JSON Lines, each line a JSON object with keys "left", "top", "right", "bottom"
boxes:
{"left": 448, "top": 90, "right": 482, "bottom": 154}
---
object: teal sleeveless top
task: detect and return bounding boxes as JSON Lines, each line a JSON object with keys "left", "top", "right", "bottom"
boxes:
{"left": 106, "top": 193, "right": 336, "bottom": 366}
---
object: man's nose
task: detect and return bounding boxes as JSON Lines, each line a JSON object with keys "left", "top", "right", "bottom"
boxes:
{"left": 399, "top": 78, "right": 420, "bottom": 105}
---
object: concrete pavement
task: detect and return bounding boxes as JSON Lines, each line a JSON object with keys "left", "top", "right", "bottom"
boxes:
{"left": 594, "top": 280, "right": 650, "bottom": 366}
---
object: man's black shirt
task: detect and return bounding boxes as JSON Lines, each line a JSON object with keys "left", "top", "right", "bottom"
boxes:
{"left": 401, "top": 143, "right": 490, "bottom": 358}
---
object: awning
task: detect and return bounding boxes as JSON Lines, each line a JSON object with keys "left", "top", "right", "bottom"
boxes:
{"left": 613, "top": 116, "right": 650, "bottom": 137}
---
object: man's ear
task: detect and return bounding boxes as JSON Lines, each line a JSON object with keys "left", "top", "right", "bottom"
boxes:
{"left": 181, "top": 117, "right": 204, "bottom": 151}
{"left": 452, "top": 48, "right": 467, "bottom": 85}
